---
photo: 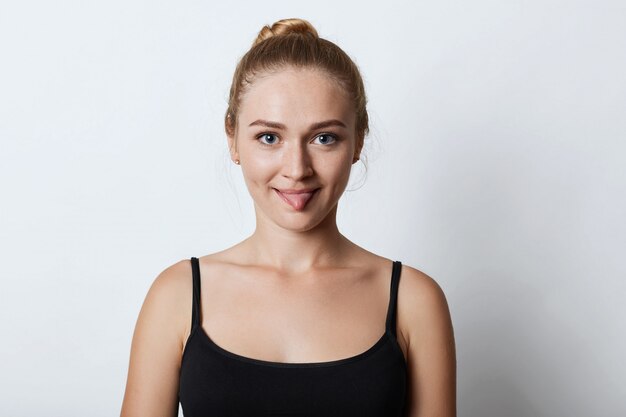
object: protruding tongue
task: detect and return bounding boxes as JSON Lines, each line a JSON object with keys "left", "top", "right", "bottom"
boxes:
{"left": 279, "top": 190, "right": 315, "bottom": 210}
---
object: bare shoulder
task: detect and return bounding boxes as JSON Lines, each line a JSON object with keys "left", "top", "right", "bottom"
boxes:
{"left": 396, "top": 263, "right": 457, "bottom": 416}
{"left": 396, "top": 263, "right": 454, "bottom": 348}
{"left": 397, "top": 264, "right": 450, "bottom": 315}
{"left": 150, "top": 257, "right": 193, "bottom": 296}
{"left": 145, "top": 258, "right": 194, "bottom": 348}
{"left": 126, "top": 257, "right": 195, "bottom": 362}
{"left": 119, "top": 257, "right": 194, "bottom": 417}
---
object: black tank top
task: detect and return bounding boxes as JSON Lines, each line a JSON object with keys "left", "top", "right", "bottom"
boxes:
{"left": 178, "top": 257, "right": 408, "bottom": 416}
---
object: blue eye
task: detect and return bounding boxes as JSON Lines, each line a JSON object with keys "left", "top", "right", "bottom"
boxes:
{"left": 257, "top": 133, "right": 279, "bottom": 147}
{"left": 314, "top": 133, "right": 338, "bottom": 145}
{"left": 255, "top": 132, "right": 339, "bottom": 147}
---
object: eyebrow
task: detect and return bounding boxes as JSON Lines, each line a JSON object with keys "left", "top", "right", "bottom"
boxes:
{"left": 248, "top": 119, "right": 348, "bottom": 130}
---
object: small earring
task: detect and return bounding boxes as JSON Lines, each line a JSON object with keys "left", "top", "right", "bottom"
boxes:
{"left": 234, "top": 159, "right": 240, "bottom": 165}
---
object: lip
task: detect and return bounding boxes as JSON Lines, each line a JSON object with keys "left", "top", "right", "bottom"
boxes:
{"left": 273, "top": 188, "right": 320, "bottom": 194}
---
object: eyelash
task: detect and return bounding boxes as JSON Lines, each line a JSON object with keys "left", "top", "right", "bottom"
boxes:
{"left": 255, "top": 132, "right": 339, "bottom": 147}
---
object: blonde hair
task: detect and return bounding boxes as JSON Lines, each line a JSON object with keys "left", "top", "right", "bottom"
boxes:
{"left": 224, "top": 18, "right": 369, "bottom": 154}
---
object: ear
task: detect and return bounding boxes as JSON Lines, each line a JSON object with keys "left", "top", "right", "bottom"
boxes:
{"left": 226, "top": 131, "right": 240, "bottom": 163}
{"left": 225, "top": 113, "right": 240, "bottom": 163}
{"left": 353, "top": 131, "right": 365, "bottom": 162}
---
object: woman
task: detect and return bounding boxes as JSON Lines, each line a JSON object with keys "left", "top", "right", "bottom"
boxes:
{"left": 120, "top": 18, "right": 456, "bottom": 417}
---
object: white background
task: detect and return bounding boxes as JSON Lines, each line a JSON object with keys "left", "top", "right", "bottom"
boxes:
{"left": 1, "top": 1, "right": 624, "bottom": 416}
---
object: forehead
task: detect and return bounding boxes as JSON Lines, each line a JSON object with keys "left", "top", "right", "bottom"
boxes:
{"left": 238, "top": 68, "right": 354, "bottom": 126}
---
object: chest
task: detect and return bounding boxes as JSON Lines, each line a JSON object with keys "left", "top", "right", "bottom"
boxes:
{"left": 179, "top": 327, "right": 408, "bottom": 417}
{"left": 178, "top": 257, "right": 409, "bottom": 416}
{"left": 188, "top": 265, "right": 396, "bottom": 361}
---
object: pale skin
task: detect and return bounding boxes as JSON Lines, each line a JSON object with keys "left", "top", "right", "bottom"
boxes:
{"left": 120, "top": 67, "right": 456, "bottom": 417}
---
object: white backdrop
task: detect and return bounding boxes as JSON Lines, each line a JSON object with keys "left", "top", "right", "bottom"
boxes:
{"left": 1, "top": 1, "right": 624, "bottom": 416}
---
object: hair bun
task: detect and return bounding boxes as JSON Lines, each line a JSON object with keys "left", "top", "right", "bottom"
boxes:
{"left": 253, "top": 18, "right": 319, "bottom": 46}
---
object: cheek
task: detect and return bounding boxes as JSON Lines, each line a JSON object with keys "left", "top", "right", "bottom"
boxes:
{"left": 240, "top": 155, "right": 275, "bottom": 180}
{"left": 319, "top": 160, "right": 353, "bottom": 194}
{"left": 317, "top": 153, "right": 352, "bottom": 177}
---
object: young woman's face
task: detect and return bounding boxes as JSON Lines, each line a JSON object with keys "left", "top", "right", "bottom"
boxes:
{"left": 229, "top": 67, "right": 360, "bottom": 231}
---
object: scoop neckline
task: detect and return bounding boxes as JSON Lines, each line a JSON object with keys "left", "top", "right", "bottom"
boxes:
{"left": 194, "top": 324, "right": 391, "bottom": 369}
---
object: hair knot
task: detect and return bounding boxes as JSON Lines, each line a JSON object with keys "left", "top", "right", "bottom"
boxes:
{"left": 253, "top": 18, "right": 319, "bottom": 46}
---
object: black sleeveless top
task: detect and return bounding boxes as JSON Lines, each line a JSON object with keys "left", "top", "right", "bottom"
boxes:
{"left": 178, "top": 257, "right": 408, "bottom": 416}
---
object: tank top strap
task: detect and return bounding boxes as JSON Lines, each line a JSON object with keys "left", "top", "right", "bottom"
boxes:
{"left": 190, "top": 257, "right": 202, "bottom": 330}
{"left": 385, "top": 260, "right": 402, "bottom": 338}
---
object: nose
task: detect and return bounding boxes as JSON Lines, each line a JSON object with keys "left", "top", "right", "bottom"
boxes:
{"left": 281, "top": 142, "right": 314, "bottom": 180}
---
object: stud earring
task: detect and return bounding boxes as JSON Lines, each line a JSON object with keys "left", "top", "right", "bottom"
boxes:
{"left": 234, "top": 159, "right": 240, "bottom": 165}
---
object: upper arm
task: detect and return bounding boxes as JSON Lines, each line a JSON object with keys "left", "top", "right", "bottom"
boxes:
{"left": 399, "top": 266, "right": 457, "bottom": 417}
{"left": 120, "top": 259, "right": 193, "bottom": 417}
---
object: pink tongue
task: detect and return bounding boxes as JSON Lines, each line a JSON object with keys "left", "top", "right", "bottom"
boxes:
{"left": 281, "top": 191, "right": 314, "bottom": 210}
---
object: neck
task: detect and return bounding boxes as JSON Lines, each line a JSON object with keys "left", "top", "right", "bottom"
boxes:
{"left": 241, "top": 205, "right": 353, "bottom": 275}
